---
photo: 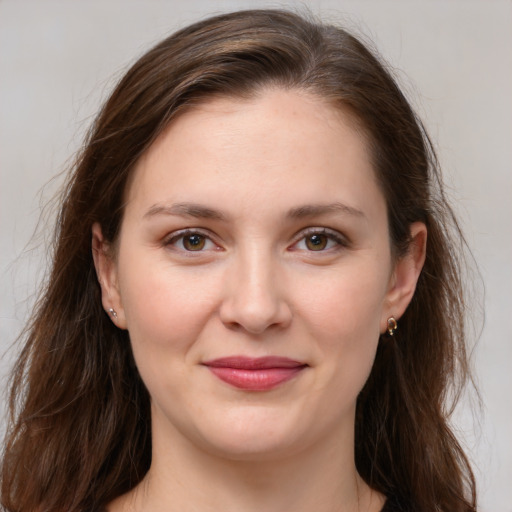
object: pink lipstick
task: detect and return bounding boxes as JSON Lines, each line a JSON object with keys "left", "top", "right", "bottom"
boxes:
{"left": 202, "top": 356, "right": 307, "bottom": 391}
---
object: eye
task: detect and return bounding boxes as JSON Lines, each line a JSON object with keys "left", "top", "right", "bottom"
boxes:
{"left": 165, "top": 230, "right": 217, "bottom": 252}
{"left": 292, "top": 228, "right": 346, "bottom": 252}
{"left": 182, "top": 233, "right": 207, "bottom": 251}
{"left": 305, "top": 233, "right": 330, "bottom": 251}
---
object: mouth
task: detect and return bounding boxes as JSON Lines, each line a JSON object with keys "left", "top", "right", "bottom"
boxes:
{"left": 202, "top": 356, "right": 308, "bottom": 391}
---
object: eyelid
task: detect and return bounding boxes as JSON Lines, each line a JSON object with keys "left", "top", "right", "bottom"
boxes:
{"left": 162, "top": 226, "right": 348, "bottom": 253}
{"left": 290, "top": 226, "right": 349, "bottom": 251}
{"left": 163, "top": 228, "right": 222, "bottom": 252}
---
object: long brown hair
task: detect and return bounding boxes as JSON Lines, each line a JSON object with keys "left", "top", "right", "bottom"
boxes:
{"left": 1, "top": 9, "right": 477, "bottom": 511}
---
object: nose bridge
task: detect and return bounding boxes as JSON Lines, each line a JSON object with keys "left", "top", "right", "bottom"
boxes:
{"left": 220, "top": 240, "right": 291, "bottom": 334}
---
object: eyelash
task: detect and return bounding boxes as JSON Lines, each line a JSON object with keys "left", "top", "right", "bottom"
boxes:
{"left": 292, "top": 227, "right": 349, "bottom": 252}
{"left": 163, "top": 229, "right": 219, "bottom": 253}
{"left": 163, "top": 227, "right": 348, "bottom": 254}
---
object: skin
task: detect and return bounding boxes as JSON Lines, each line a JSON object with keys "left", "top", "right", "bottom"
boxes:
{"left": 93, "top": 88, "right": 426, "bottom": 512}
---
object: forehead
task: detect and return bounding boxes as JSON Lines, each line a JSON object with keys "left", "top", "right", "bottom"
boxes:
{"left": 125, "top": 88, "right": 383, "bottom": 220}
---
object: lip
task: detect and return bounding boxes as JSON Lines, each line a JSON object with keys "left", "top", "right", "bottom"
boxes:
{"left": 202, "top": 356, "right": 308, "bottom": 391}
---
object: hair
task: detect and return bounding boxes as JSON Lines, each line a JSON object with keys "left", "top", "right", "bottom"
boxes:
{"left": 1, "top": 9, "right": 476, "bottom": 512}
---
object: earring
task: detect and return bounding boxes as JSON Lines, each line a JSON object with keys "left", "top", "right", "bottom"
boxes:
{"left": 108, "top": 308, "right": 118, "bottom": 319}
{"left": 387, "top": 316, "right": 397, "bottom": 336}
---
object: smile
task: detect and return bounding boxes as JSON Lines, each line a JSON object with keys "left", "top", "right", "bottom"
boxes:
{"left": 202, "top": 356, "right": 308, "bottom": 391}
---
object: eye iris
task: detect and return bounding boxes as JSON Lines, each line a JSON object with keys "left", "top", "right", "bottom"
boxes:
{"left": 183, "top": 234, "right": 205, "bottom": 251}
{"left": 306, "top": 234, "right": 328, "bottom": 251}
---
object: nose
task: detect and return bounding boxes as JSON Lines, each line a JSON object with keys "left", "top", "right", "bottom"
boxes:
{"left": 219, "top": 247, "right": 292, "bottom": 335}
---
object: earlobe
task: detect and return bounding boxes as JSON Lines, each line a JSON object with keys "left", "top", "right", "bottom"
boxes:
{"left": 91, "top": 222, "right": 127, "bottom": 329}
{"left": 381, "top": 222, "right": 427, "bottom": 332}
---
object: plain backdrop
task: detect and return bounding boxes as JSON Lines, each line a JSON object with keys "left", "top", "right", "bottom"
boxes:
{"left": 1, "top": 1, "right": 511, "bottom": 510}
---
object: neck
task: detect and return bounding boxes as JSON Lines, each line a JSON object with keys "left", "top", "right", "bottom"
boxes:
{"left": 110, "top": 416, "right": 384, "bottom": 512}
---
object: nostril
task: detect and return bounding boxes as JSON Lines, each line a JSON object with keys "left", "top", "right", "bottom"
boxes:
{"left": 219, "top": 296, "right": 292, "bottom": 335}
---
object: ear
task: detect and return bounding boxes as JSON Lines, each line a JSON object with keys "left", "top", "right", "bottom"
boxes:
{"left": 91, "top": 222, "right": 127, "bottom": 329}
{"left": 381, "top": 222, "right": 427, "bottom": 333}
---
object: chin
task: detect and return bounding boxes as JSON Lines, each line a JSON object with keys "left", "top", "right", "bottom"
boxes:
{"left": 187, "top": 405, "right": 319, "bottom": 462}
{"left": 200, "top": 431, "right": 302, "bottom": 462}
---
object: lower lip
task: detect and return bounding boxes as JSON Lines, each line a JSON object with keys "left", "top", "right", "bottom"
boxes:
{"left": 206, "top": 366, "right": 305, "bottom": 391}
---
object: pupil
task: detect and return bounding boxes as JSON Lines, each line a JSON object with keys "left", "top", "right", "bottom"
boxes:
{"left": 184, "top": 234, "right": 205, "bottom": 250}
{"left": 307, "top": 234, "right": 327, "bottom": 251}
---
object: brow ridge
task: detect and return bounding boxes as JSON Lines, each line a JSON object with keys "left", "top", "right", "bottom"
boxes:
{"left": 143, "top": 201, "right": 365, "bottom": 221}
{"left": 144, "top": 202, "right": 227, "bottom": 221}
{"left": 287, "top": 202, "right": 365, "bottom": 219}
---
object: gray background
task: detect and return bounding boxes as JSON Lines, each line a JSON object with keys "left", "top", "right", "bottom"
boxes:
{"left": 1, "top": 1, "right": 511, "bottom": 510}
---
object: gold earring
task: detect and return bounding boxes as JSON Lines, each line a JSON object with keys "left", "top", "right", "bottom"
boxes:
{"left": 387, "top": 316, "right": 397, "bottom": 336}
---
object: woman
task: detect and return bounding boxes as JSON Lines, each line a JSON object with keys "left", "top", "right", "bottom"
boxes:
{"left": 1, "top": 9, "right": 477, "bottom": 512}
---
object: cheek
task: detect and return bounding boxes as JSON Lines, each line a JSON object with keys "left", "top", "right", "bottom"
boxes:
{"left": 117, "top": 251, "right": 221, "bottom": 354}
{"left": 299, "top": 265, "right": 387, "bottom": 338}
{"left": 117, "top": 257, "right": 224, "bottom": 406}
{"left": 294, "top": 263, "right": 388, "bottom": 385}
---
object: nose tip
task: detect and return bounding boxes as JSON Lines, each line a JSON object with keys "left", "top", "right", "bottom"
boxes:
{"left": 221, "top": 298, "right": 292, "bottom": 334}
{"left": 219, "top": 264, "right": 292, "bottom": 335}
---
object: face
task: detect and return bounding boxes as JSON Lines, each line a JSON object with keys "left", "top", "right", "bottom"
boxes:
{"left": 94, "top": 88, "right": 424, "bottom": 461}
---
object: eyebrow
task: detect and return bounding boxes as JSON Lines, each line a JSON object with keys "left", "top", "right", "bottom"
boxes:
{"left": 143, "top": 201, "right": 365, "bottom": 221}
{"left": 144, "top": 202, "right": 228, "bottom": 221}
{"left": 286, "top": 202, "right": 366, "bottom": 220}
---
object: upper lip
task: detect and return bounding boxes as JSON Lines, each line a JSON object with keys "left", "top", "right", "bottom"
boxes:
{"left": 202, "top": 356, "right": 307, "bottom": 369}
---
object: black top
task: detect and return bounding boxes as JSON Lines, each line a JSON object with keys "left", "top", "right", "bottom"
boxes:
{"left": 381, "top": 495, "right": 408, "bottom": 512}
